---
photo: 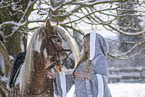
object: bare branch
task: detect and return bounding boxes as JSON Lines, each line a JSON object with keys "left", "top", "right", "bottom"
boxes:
{"left": 68, "top": 0, "right": 119, "bottom": 6}
{"left": 60, "top": 24, "right": 85, "bottom": 35}
{"left": 0, "top": 41, "right": 11, "bottom": 75}
{"left": 108, "top": 47, "right": 145, "bottom": 60}
{"left": 0, "top": 21, "right": 27, "bottom": 38}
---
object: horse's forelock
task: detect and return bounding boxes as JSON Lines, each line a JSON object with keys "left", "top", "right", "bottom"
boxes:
{"left": 37, "top": 26, "right": 46, "bottom": 38}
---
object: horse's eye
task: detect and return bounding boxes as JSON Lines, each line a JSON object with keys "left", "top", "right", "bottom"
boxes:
{"left": 55, "top": 39, "right": 61, "bottom": 43}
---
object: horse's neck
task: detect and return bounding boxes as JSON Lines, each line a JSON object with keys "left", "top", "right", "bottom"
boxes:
{"left": 29, "top": 51, "right": 54, "bottom": 95}
{"left": 33, "top": 51, "right": 46, "bottom": 78}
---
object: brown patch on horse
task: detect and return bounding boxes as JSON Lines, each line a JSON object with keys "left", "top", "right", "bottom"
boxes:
{"left": 39, "top": 27, "right": 46, "bottom": 41}
{"left": 30, "top": 51, "right": 54, "bottom": 97}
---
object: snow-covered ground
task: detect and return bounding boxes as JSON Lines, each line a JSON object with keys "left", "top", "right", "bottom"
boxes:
{"left": 108, "top": 83, "right": 145, "bottom": 97}
{"left": 67, "top": 83, "right": 145, "bottom": 97}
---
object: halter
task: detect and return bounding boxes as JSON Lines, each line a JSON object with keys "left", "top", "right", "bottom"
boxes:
{"left": 45, "top": 28, "right": 72, "bottom": 71}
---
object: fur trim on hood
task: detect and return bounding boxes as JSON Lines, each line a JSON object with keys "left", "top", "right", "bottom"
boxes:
{"left": 89, "top": 32, "right": 108, "bottom": 60}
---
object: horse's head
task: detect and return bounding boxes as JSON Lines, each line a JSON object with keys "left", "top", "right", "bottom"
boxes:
{"left": 38, "top": 19, "right": 68, "bottom": 73}
{"left": 21, "top": 19, "right": 80, "bottom": 96}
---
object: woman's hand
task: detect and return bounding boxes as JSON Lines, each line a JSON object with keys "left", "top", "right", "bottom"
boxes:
{"left": 74, "top": 71, "right": 92, "bottom": 80}
{"left": 72, "top": 63, "right": 79, "bottom": 79}
{"left": 46, "top": 71, "right": 56, "bottom": 79}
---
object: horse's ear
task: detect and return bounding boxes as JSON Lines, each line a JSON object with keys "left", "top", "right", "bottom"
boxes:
{"left": 57, "top": 21, "right": 60, "bottom": 25}
{"left": 45, "top": 19, "right": 53, "bottom": 33}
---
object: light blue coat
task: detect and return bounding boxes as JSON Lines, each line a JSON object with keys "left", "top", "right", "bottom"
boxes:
{"left": 75, "top": 32, "right": 112, "bottom": 97}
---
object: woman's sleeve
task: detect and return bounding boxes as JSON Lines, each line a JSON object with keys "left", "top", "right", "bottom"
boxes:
{"left": 91, "top": 74, "right": 112, "bottom": 97}
{"left": 91, "top": 74, "right": 104, "bottom": 97}
{"left": 90, "top": 56, "right": 112, "bottom": 97}
{"left": 53, "top": 73, "right": 74, "bottom": 97}
{"left": 91, "top": 56, "right": 108, "bottom": 76}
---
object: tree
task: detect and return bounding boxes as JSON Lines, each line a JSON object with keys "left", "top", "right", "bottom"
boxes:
{"left": 29, "top": 0, "right": 145, "bottom": 59}
{"left": 108, "top": 0, "right": 145, "bottom": 59}
{"left": 0, "top": 0, "right": 36, "bottom": 96}
{"left": 118, "top": 0, "right": 143, "bottom": 54}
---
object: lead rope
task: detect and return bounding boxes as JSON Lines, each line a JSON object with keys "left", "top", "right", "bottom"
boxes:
{"left": 5, "top": 86, "right": 15, "bottom": 97}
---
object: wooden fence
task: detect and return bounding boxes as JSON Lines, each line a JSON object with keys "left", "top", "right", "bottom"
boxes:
{"left": 108, "top": 66, "right": 145, "bottom": 83}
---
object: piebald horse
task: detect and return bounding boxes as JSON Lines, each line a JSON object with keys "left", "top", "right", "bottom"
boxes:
{"left": 20, "top": 19, "right": 81, "bottom": 97}
{"left": 8, "top": 19, "right": 81, "bottom": 97}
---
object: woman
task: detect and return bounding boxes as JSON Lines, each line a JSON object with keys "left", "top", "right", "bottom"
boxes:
{"left": 73, "top": 32, "right": 112, "bottom": 97}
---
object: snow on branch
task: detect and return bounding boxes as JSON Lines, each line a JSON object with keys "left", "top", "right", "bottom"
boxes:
{"left": 108, "top": 39, "right": 145, "bottom": 60}
{"left": 0, "top": 0, "right": 11, "bottom": 8}
{"left": 62, "top": 9, "right": 100, "bottom": 24}
{"left": 0, "top": 21, "right": 27, "bottom": 38}
{"left": 50, "top": 1, "right": 63, "bottom": 12}
{"left": 62, "top": 7, "right": 144, "bottom": 36}
{"left": 28, "top": 18, "right": 46, "bottom": 23}
{"left": 113, "top": 41, "right": 145, "bottom": 56}
{"left": 61, "top": 24, "right": 85, "bottom": 35}
{"left": 0, "top": 21, "right": 26, "bottom": 28}
{"left": 105, "top": 24, "right": 145, "bottom": 36}
{"left": 70, "top": 0, "right": 119, "bottom": 6}
{"left": 90, "top": 13, "right": 145, "bottom": 36}
{"left": 20, "top": 0, "right": 36, "bottom": 22}
{"left": 0, "top": 41, "right": 11, "bottom": 68}
{"left": 0, "top": 0, "right": 36, "bottom": 38}
{"left": 108, "top": 47, "right": 145, "bottom": 60}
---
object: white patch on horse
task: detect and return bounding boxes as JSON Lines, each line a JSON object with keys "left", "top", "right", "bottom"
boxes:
{"left": 43, "top": 48, "right": 48, "bottom": 59}
{"left": 34, "top": 36, "right": 42, "bottom": 53}
{"left": 19, "top": 63, "right": 24, "bottom": 92}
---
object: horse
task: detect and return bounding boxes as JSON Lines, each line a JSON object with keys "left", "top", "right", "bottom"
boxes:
{"left": 20, "top": 19, "right": 81, "bottom": 97}
{"left": 7, "top": 19, "right": 81, "bottom": 97}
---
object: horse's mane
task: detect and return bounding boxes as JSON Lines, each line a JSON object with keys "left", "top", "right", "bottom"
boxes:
{"left": 53, "top": 25, "right": 81, "bottom": 64}
{"left": 21, "top": 26, "right": 45, "bottom": 94}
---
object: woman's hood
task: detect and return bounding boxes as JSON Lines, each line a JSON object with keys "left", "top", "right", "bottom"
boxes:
{"left": 89, "top": 32, "right": 108, "bottom": 60}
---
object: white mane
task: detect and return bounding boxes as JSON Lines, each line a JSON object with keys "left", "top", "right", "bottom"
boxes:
{"left": 20, "top": 27, "right": 42, "bottom": 95}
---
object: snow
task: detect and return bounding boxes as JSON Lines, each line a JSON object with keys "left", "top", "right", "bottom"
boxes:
{"left": 0, "top": 21, "right": 27, "bottom": 38}
{"left": 19, "top": 0, "right": 34, "bottom": 22}
{"left": 67, "top": 83, "right": 145, "bottom": 97}
{"left": 20, "top": 35, "right": 25, "bottom": 52}
{"left": 0, "top": 53, "right": 5, "bottom": 74}
{"left": 108, "top": 83, "right": 145, "bottom": 97}
{"left": 0, "top": 21, "right": 26, "bottom": 29}
{"left": 71, "top": 0, "right": 118, "bottom": 6}
{"left": 0, "top": 75, "right": 8, "bottom": 82}
{"left": 9, "top": 55, "right": 14, "bottom": 60}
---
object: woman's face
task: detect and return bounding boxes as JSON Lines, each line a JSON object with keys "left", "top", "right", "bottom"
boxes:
{"left": 83, "top": 38, "right": 89, "bottom": 52}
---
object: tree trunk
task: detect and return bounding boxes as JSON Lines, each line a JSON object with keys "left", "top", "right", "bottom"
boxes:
{"left": 0, "top": 0, "right": 35, "bottom": 96}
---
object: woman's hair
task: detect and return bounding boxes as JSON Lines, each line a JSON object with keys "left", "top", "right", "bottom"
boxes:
{"left": 77, "top": 33, "right": 90, "bottom": 66}
{"left": 83, "top": 33, "right": 90, "bottom": 39}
